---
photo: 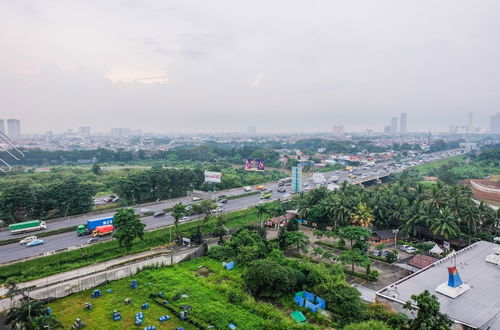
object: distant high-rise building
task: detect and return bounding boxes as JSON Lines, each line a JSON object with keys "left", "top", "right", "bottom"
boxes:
{"left": 0, "top": 120, "right": 4, "bottom": 134}
{"left": 332, "top": 125, "right": 344, "bottom": 136}
{"left": 365, "top": 129, "right": 373, "bottom": 137}
{"left": 7, "top": 119, "right": 21, "bottom": 138}
{"left": 390, "top": 117, "right": 398, "bottom": 134}
{"left": 247, "top": 126, "right": 256, "bottom": 135}
{"left": 384, "top": 125, "right": 391, "bottom": 134}
{"left": 490, "top": 113, "right": 500, "bottom": 134}
{"left": 400, "top": 113, "right": 407, "bottom": 133}
{"left": 111, "top": 128, "right": 131, "bottom": 136}
{"left": 466, "top": 112, "right": 474, "bottom": 134}
{"left": 79, "top": 126, "right": 91, "bottom": 136}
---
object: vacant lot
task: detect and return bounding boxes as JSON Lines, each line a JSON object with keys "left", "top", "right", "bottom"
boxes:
{"left": 49, "top": 257, "right": 311, "bottom": 330}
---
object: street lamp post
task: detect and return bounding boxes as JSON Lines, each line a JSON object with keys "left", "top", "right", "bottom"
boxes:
{"left": 392, "top": 229, "right": 399, "bottom": 249}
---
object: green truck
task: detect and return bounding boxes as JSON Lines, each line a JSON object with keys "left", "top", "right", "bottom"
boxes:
{"left": 261, "top": 190, "right": 273, "bottom": 199}
{"left": 9, "top": 220, "right": 47, "bottom": 235}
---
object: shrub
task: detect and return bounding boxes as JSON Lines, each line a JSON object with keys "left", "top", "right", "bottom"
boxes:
{"left": 207, "top": 245, "right": 235, "bottom": 261}
{"left": 337, "top": 238, "right": 346, "bottom": 249}
{"left": 227, "top": 288, "right": 246, "bottom": 304}
{"left": 244, "top": 259, "right": 297, "bottom": 298}
{"left": 344, "top": 320, "right": 391, "bottom": 330}
{"left": 343, "top": 269, "right": 379, "bottom": 282}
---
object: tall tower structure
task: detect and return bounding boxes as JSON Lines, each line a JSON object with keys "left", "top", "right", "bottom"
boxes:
{"left": 390, "top": 117, "right": 398, "bottom": 134}
{"left": 0, "top": 120, "right": 4, "bottom": 134}
{"left": 466, "top": 112, "right": 473, "bottom": 134}
{"left": 400, "top": 113, "right": 407, "bottom": 133}
{"left": 6, "top": 119, "right": 21, "bottom": 138}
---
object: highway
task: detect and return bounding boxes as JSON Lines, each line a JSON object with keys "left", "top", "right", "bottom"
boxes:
{"left": 0, "top": 149, "right": 461, "bottom": 264}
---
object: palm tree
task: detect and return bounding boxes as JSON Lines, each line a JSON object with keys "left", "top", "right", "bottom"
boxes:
{"left": 350, "top": 202, "right": 374, "bottom": 227}
{"left": 429, "top": 182, "right": 444, "bottom": 209}
{"left": 199, "top": 199, "right": 216, "bottom": 226}
{"left": 255, "top": 204, "right": 267, "bottom": 228}
{"left": 295, "top": 192, "right": 313, "bottom": 220}
{"left": 427, "top": 207, "right": 460, "bottom": 240}
{"left": 332, "top": 194, "right": 354, "bottom": 228}
{"left": 400, "top": 201, "right": 427, "bottom": 239}
{"left": 172, "top": 203, "right": 186, "bottom": 242}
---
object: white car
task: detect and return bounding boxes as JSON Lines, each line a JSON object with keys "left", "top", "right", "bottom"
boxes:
{"left": 20, "top": 236, "right": 38, "bottom": 245}
{"left": 181, "top": 216, "right": 189, "bottom": 221}
{"left": 405, "top": 246, "right": 418, "bottom": 254}
{"left": 399, "top": 244, "right": 411, "bottom": 251}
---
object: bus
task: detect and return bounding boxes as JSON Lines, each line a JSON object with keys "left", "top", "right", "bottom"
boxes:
{"left": 278, "top": 177, "right": 292, "bottom": 186}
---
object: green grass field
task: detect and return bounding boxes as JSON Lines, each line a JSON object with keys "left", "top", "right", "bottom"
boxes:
{"left": 49, "top": 257, "right": 314, "bottom": 330}
{"left": 412, "top": 155, "right": 464, "bottom": 174}
{"left": 0, "top": 208, "right": 261, "bottom": 284}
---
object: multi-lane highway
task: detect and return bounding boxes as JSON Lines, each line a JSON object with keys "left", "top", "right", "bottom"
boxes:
{"left": 0, "top": 149, "right": 462, "bottom": 264}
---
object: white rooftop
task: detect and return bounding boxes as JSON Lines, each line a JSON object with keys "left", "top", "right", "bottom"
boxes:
{"left": 378, "top": 241, "right": 500, "bottom": 329}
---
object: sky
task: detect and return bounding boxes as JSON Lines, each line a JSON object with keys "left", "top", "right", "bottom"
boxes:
{"left": 1, "top": 0, "right": 500, "bottom": 134}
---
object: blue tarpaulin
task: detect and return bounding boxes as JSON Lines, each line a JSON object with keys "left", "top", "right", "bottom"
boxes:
{"left": 294, "top": 291, "right": 326, "bottom": 313}
{"left": 222, "top": 261, "right": 235, "bottom": 270}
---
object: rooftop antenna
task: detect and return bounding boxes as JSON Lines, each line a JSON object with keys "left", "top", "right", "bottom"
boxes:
{"left": 0, "top": 131, "right": 25, "bottom": 172}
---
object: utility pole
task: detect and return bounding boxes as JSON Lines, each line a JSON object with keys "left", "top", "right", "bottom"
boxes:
{"left": 393, "top": 229, "right": 399, "bottom": 249}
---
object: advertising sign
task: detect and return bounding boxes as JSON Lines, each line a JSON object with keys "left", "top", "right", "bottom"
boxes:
{"left": 204, "top": 171, "right": 222, "bottom": 183}
{"left": 243, "top": 158, "right": 265, "bottom": 171}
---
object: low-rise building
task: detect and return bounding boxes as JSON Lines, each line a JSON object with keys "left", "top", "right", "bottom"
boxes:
{"left": 377, "top": 241, "right": 500, "bottom": 329}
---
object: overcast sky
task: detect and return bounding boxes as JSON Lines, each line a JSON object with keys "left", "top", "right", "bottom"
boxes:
{"left": 1, "top": 1, "right": 500, "bottom": 134}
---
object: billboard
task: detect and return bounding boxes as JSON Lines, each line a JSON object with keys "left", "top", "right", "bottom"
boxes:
{"left": 243, "top": 158, "right": 265, "bottom": 171}
{"left": 204, "top": 171, "right": 222, "bottom": 183}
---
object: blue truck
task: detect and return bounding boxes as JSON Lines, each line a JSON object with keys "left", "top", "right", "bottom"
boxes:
{"left": 76, "top": 216, "right": 113, "bottom": 236}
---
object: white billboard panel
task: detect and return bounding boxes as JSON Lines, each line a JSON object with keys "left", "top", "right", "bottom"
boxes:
{"left": 204, "top": 171, "right": 222, "bottom": 183}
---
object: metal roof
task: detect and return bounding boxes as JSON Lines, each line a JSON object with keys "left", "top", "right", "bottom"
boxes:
{"left": 378, "top": 241, "right": 500, "bottom": 329}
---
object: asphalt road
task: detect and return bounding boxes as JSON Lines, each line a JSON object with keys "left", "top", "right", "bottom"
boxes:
{"left": 0, "top": 150, "right": 461, "bottom": 264}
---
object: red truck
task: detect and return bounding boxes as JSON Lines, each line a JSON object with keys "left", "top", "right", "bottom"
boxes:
{"left": 92, "top": 225, "right": 114, "bottom": 237}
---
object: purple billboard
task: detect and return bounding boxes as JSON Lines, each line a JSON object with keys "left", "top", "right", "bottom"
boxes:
{"left": 243, "top": 158, "right": 265, "bottom": 171}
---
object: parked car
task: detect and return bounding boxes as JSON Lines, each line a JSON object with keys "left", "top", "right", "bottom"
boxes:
{"left": 371, "top": 250, "right": 381, "bottom": 256}
{"left": 87, "top": 237, "right": 99, "bottom": 244}
{"left": 405, "top": 246, "right": 418, "bottom": 254}
{"left": 26, "top": 239, "right": 44, "bottom": 247}
{"left": 181, "top": 216, "right": 189, "bottom": 221}
{"left": 399, "top": 244, "right": 411, "bottom": 251}
{"left": 154, "top": 211, "right": 166, "bottom": 217}
{"left": 19, "top": 236, "right": 38, "bottom": 245}
{"left": 277, "top": 187, "right": 286, "bottom": 193}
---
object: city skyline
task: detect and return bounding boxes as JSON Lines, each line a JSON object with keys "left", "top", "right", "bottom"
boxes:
{"left": 2, "top": 1, "right": 500, "bottom": 134}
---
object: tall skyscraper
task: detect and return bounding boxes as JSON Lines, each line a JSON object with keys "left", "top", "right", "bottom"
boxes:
{"left": 79, "top": 126, "right": 91, "bottom": 136}
{"left": 490, "top": 113, "right": 500, "bottom": 134}
{"left": 0, "top": 120, "right": 4, "bottom": 134}
{"left": 247, "top": 126, "right": 256, "bottom": 135}
{"left": 400, "top": 113, "right": 407, "bottom": 133}
{"left": 332, "top": 125, "right": 344, "bottom": 136}
{"left": 390, "top": 117, "right": 398, "bottom": 134}
{"left": 466, "top": 112, "right": 474, "bottom": 133}
{"left": 7, "top": 119, "right": 21, "bottom": 138}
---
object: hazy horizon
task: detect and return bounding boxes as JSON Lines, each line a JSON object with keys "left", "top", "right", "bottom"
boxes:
{"left": 2, "top": 1, "right": 500, "bottom": 134}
